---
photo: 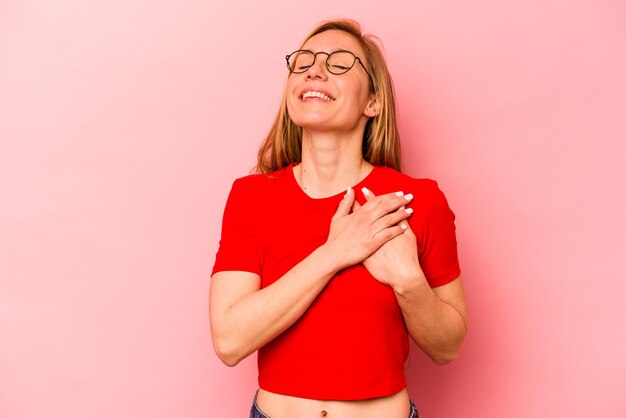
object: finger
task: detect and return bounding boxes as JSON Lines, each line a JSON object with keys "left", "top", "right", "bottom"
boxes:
{"left": 351, "top": 198, "right": 362, "bottom": 212}
{"left": 367, "top": 193, "right": 414, "bottom": 219}
{"left": 362, "top": 188, "right": 407, "bottom": 205}
{"left": 371, "top": 223, "right": 410, "bottom": 246}
{"left": 332, "top": 187, "right": 355, "bottom": 219}
{"left": 395, "top": 190, "right": 406, "bottom": 210}
{"left": 373, "top": 207, "right": 414, "bottom": 230}
{"left": 361, "top": 187, "right": 376, "bottom": 202}
{"left": 401, "top": 221, "right": 415, "bottom": 235}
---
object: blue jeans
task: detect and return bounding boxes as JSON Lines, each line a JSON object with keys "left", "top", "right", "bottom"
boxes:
{"left": 250, "top": 391, "right": 418, "bottom": 418}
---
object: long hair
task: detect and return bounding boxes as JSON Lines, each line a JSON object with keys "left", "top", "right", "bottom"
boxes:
{"left": 255, "top": 19, "right": 402, "bottom": 173}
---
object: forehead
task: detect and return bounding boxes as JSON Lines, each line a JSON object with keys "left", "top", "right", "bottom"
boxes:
{"left": 301, "top": 30, "right": 365, "bottom": 56}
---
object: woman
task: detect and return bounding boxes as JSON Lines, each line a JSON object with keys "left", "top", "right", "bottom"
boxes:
{"left": 210, "top": 19, "right": 468, "bottom": 418}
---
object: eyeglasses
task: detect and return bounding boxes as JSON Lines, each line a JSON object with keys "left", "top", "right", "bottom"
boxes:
{"left": 285, "top": 49, "right": 375, "bottom": 89}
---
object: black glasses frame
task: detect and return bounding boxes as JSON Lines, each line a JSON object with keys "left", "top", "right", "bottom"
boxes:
{"left": 285, "top": 49, "right": 375, "bottom": 90}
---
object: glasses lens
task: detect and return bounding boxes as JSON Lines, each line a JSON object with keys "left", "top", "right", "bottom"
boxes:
{"left": 289, "top": 51, "right": 314, "bottom": 73}
{"left": 327, "top": 51, "right": 356, "bottom": 74}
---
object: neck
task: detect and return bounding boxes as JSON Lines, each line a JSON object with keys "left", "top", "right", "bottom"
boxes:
{"left": 295, "top": 130, "right": 372, "bottom": 198}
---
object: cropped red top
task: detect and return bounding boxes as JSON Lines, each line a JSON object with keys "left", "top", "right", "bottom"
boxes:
{"left": 212, "top": 164, "right": 461, "bottom": 400}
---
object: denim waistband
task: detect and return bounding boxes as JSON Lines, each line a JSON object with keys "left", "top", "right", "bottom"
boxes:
{"left": 250, "top": 390, "right": 418, "bottom": 418}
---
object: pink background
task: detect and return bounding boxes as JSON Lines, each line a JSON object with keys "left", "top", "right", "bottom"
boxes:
{"left": 1, "top": 0, "right": 625, "bottom": 417}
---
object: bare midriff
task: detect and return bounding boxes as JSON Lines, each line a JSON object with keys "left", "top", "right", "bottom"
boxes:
{"left": 256, "top": 388, "right": 410, "bottom": 418}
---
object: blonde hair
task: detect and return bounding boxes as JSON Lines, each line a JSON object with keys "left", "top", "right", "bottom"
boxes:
{"left": 255, "top": 19, "right": 402, "bottom": 173}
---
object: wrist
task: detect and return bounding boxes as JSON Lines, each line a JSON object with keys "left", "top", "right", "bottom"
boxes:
{"left": 315, "top": 243, "right": 346, "bottom": 276}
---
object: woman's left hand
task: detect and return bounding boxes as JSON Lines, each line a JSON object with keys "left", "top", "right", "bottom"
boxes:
{"left": 356, "top": 188, "right": 468, "bottom": 366}
{"left": 355, "top": 187, "right": 426, "bottom": 289}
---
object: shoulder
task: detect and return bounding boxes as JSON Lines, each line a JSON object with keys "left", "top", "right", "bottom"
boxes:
{"left": 230, "top": 166, "right": 291, "bottom": 195}
{"left": 373, "top": 166, "right": 443, "bottom": 198}
{"left": 372, "top": 166, "right": 454, "bottom": 222}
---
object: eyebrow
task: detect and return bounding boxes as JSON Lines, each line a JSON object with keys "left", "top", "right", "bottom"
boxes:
{"left": 304, "top": 48, "right": 352, "bottom": 54}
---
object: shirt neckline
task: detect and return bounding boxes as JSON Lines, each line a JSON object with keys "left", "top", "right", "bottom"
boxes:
{"left": 286, "top": 163, "right": 379, "bottom": 204}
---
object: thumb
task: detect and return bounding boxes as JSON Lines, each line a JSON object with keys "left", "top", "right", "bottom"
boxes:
{"left": 333, "top": 187, "right": 355, "bottom": 219}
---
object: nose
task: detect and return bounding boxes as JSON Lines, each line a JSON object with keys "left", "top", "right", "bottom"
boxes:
{"left": 305, "top": 53, "right": 329, "bottom": 81}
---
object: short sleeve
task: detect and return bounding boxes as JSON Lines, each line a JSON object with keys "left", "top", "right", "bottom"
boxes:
{"left": 211, "top": 178, "right": 263, "bottom": 276}
{"left": 418, "top": 182, "right": 461, "bottom": 287}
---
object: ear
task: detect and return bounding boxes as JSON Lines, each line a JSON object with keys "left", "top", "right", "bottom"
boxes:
{"left": 363, "top": 93, "right": 381, "bottom": 118}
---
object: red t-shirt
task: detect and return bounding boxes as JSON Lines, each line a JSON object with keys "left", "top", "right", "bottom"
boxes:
{"left": 212, "top": 164, "right": 461, "bottom": 400}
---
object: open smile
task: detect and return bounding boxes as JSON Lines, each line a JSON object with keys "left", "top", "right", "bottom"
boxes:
{"left": 299, "top": 89, "right": 336, "bottom": 101}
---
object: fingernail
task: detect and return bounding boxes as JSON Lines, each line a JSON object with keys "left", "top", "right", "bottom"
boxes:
{"left": 362, "top": 187, "right": 371, "bottom": 196}
{"left": 395, "top": 191, "right": 404, "bottom": 197}
{"left": 405, "top": 208, "right": 413, "bottom": 215}
{"left": 401, "top": 223, "right": 408, "bottom": 230}
{"left": 404, "top": 193, "right": 413, "bottom": 201}
{"left": 344, "top": 187, "right": 352, "bottom": 198}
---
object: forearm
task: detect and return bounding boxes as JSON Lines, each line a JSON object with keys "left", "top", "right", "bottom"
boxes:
{"left": 212, "top": 244, "right": 340, "bottom": 366}
{"left": 394, "top": 275, "right": 467, "bottom": 365}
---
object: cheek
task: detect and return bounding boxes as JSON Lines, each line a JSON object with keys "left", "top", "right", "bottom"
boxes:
{"left": 284, "top": 80, "right": 298, "bottom": 115}
{"left": 340, "top": 77, "right": 369, "bottom": 103}
{"left": 285, "top": 90, "right": 304, "bottom": 125}
{"left": 286, "top": 93, "right": 298, "bottom": 116}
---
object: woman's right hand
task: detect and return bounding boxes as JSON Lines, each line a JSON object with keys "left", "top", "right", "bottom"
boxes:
{"left": 324, "top": 187, "right": 413, "bottom": 270}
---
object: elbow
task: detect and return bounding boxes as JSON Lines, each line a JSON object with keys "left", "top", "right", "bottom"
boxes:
{"left": 430, "top": 325, "right": 467, "bottom": 365}
{"left": 426, "top": 337, "right": 465, "bottom": 365}
{"left": 430, "top": 349, "right": 460, "bottom": 366}
{"left": 215, "top": 350, "right": 242, "bottom": 368}
{"left": 212, "top": 335, "right": 247, "bottom": 367}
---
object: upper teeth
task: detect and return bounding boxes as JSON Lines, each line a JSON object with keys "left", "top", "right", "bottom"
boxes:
{"left": 302, "top": 91, "right": 334, "bottom": 101}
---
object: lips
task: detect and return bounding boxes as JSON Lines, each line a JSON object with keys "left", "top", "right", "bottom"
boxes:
{"left": 299, "top": 89, "right": 336, "bottom": 101}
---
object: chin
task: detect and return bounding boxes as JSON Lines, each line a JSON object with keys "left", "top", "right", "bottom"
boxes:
{"left": 291, "top": 116, "right": 334, "bottom": 131}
